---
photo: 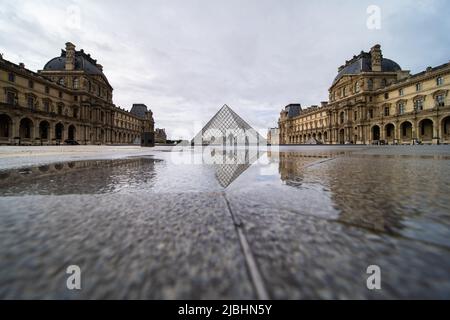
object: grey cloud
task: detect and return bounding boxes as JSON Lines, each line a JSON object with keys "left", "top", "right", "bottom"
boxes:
{"left": 1, "top": 0, "right": 449, "bottom": 139}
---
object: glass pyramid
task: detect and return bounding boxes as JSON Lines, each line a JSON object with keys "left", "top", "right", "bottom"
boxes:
{"left": 192, "top": 105, "right": 267, "bottom": 146}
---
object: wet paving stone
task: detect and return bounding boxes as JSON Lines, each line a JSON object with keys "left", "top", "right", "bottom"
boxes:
{"left": 0, "top": 193, "right": 254, "bottom": 299}
{"left": 0, "top": 145, "right": 450, "bottom": 299}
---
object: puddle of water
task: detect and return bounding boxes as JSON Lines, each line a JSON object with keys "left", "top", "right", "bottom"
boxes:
{"left": 1, "top": 146, "right": 450, "bottom": 247}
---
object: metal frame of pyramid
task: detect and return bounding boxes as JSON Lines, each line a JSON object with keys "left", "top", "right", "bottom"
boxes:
{"left": 192, "top": 105, "right": 267, "bottom": 146}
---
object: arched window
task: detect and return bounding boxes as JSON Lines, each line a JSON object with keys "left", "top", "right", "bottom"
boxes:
{"left": 355, "top": 81, "right": 360, "bottom": 93}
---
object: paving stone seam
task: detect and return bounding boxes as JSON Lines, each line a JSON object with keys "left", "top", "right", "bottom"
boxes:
{"left": 222, "top": 193, "right": 270, "bottom": 300}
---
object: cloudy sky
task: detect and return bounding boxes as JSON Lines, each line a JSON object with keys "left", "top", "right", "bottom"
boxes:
{"left": 1, "top": 0, "right": 449, "bottom": 139}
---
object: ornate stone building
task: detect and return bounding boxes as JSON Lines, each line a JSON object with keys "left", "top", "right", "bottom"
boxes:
{"left": 279, "top": 45, "right": 450, "bottom": 145}
{"left": 155, "top": 128, "right": 167, "bottom": 144}
{"left": 0, "top": 42, "right": 155, "bottom": 146}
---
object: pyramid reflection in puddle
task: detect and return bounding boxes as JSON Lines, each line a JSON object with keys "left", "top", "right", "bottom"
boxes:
{"left": 207, "top": 147, "right": 263, "bottom": 188}
{"left": 190, "top": 104, "right": 267, "bottom": 187}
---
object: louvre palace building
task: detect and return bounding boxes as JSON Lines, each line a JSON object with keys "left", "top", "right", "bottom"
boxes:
{"left": 0, "top": 42, "right": 155, "bottom": 146}
{"left": 278, "top": 44, "right": 450, "bottom": 145}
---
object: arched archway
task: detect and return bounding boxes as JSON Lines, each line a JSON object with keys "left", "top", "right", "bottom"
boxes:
{"left": 442, "top": 116, "right": 450, "bottom": 143}
{"left": 371, "top": 125, "right": 381, "bottom": 142}
{"left": 0, "top": 114, "right": 13, "bottom": 141}
{"left": 385, "top": 123, "right": 395, "bottom": 144}
{"left": 39, "top": 121, "right": 50, "bottom": 141}
{"left": 55, "top": 123, "right": 64, "bottom": 141}
{"left": 400, "top": 121, "right": 413, "bottom": 143}
{"left": 324, "top": 131, "right": 328, "bottom": 143}
{"left": 19, "top": 118, "right": 34, "bottom": 140}
{"left": 68, "top": 125, "right": 76, "bottom": 141}
{"left": 318, "top": 132, "right": 322, "bottom": 142}
{"left": 418, "top": 119, "right": 433, "bottom": 142}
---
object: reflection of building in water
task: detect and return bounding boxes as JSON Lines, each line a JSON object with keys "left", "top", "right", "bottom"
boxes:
{"left": 0, "top": 158, "right": 159, "bottom": 195}
{"left": 207, "top": 147, "right": 262, "bottom": 188}
{"left": 274, "top": 151, "right": 414, "bottom": 233}
{"left": 277, "top": 152, "right": 329, "bottom": 186}
{"left": 192, "top": 104, "right": 266, "bottom": 146}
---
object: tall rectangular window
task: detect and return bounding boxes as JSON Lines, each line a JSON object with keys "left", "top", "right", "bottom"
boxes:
{"left": 27, "top": 96, "right": 34, "bottom": 109}
{"left": 43, "top": 100, "right": 50, "bottom": 112}
{"left": 437, "top": 77, "right": 444, "bottom": 86}
{"left": 384, "top": 106, "right": 390, "bottom": 116}
{"left": 28, "top": 80, "right": 34, "bottom": 89}
{"left": 436, "top": 94, "right": 445, "bottom": 107}
{"left": 414, "top": 99, "right": 424, "bottom": 111}
{"left": 6, "top": 92, "right": 15, "bottom": 105}
{"left": 416, "top": 83, "right": 422, "bottom": 92}
{"left": 399, "top": 88, "right": 404, "bottom": 96}
{"left": 8, "top": 73, "right": 15, "bottom": 82}
{"left": 398, "top": 103, "right": 405, "bottom": 115}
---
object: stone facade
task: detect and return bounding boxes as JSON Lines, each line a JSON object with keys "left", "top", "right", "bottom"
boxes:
{"left": 154, "top": 128, "right": 167, "bottom": 144}
{"left": 279, "top": 45, "right": 450, "bottom": 145}
{"left": 0, "top": 42, "right": 154, "bottom": 146}
{"left": 267, "top": 127, "right": 279, "bottom": 145}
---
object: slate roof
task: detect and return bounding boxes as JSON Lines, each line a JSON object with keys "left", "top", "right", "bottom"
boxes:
{"left": 43, "top": 50, "right": 105, "bottom": 76}
{"left": 130, "top": 104, "right": 148, "bottom": 119}
{"left": 333, "top": 53, "right": 401, "bottom": 84}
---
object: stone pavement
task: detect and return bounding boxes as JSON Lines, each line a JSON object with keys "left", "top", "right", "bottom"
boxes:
{"left": 0, "top": 145, "right": 449, "bottom": 299}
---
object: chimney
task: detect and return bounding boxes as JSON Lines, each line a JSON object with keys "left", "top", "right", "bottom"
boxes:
{"left": 370, "top": 44, "right": 382, "bottom": 72}
{"left": 65, "top": 42, "right": 76, "bottom": 71}
{"left": 96, "top": 64, "right": 103, "bottom": 71}
{"left": 19, "top": 62, "right": 25, "bottom": 68}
